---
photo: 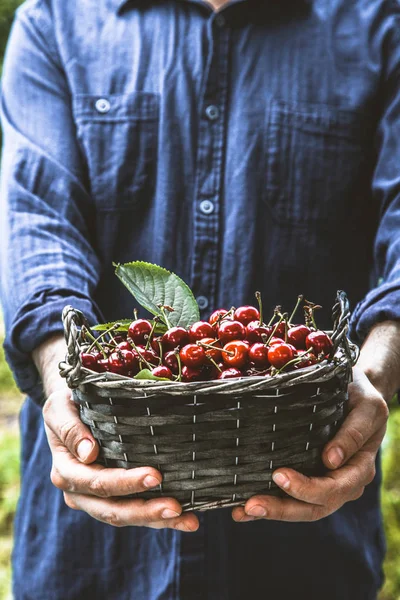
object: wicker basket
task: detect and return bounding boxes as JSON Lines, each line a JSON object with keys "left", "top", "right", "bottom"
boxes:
{"left": 59, "top": 291, "right": 358, "bottom": 512}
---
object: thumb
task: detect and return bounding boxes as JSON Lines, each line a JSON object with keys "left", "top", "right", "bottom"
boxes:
{"left": 43, "top": 389, "right": 99, "bottom": 463}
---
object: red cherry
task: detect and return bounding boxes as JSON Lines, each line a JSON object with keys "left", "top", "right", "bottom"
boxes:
{"left": 218, "top": 320, "right": 246, "bottom": 344}
{"left": 152, "top": 366, "right": 173, "bottom": 380}
{"left": 269, "top": 337, "right": 284, "bottom": 346}
{"left": 189, "top": 321, "right": 216, "bottom": 342}
{"left": 218, "top": 368, "right": 242, "bottom": 379}
{"left": 113, "top": 335, "right": 125, "bottom": 345}
{"left": 109, "top": 350, "right": 138, "bottom": 374}
{"left": 209, "top": 309, "right": 229, "bottom": 326}
{"left": 287, "top": 325, "right": 311, "bottom": 350}
{"left": 182, "top": 366, "right": 203, "bottom": 382}
{"left": 295, "top": 353, "right": 318, "bottom": 369}
{"left": 135, "top": 346, "right": 159, "bottom": 366}
{"left": 222, "top": 340, "right": 249, "bottom": 368}
{"left": 81, "top": 353, "right": 97, "bottom": 370}
{"left": 272, "top": 322, "right": 286, "bottom": 339}
{"left": 305, "top": 331, "right": 333, "bottom": 356}
{"left": 150, "top": 338, "right": 162, "bottom": 356}
{"left": 117, "top": 341, "right": 133, "bottom": 351}
{"left": 180, "top": 344, "right": 206, "bottom": 368}
{"left": 128, "top": 319, "right": 152, "bottom": 344}
{"left": 162, "top": 327, "right": 189, "bottom": 350}
{"left": 199, "top": 337, "right": 222, "bottom": 362}
{"left": 246, "top": 321, "right": 271, "bottom": 343}
{"left": 267, "top": 343, "right": 297, "bottom": 369}
{"left": 163, "top": 351, "right": 179, "bottom": 374}
{"left": 234, "top": 306, "right": 260, "bottom": 326}
{"left": 97, "top": 358, "right": 110, "bottom": 372}
{"left": 248, "top": 343, "right": 270, "bottom": 368}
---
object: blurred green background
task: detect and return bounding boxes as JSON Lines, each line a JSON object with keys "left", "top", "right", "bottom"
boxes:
{"left": 1, "top": 1, "right": 400, "bottom": 599}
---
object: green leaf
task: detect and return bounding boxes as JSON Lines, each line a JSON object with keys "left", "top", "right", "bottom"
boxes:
{"left": 134, "top": 369, "right": 170, "bottom": 381}
{"left": 114, "top": 261, "right": 200, "bottom": 328}
{"left": 92, "top": 319, "right": 167, "bottom": 335}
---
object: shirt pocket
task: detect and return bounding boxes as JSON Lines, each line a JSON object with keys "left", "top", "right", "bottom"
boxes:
{"left": 263, "top": 99, "right": 374, "bottom": 227}
{"left": 73, "top": 92, "right": 159, "bottom": 211}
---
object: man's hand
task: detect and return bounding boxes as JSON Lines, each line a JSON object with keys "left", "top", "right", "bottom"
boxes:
{"left": 43, "top": 389, "right": 199, "bottom": 531}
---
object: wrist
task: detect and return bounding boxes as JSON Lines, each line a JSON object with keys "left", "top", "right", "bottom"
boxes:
{"left": 32, "top": 334, "right": 68, "bottom": 398}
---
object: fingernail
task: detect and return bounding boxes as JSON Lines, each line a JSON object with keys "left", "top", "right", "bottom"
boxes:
{"left": 143, "top": 475, "right": 161, "bottom": 489}
{"left": 327, "top": 447, "right": 344, "bottom": 468}
{"left": 239, "top": 515, "right": 255, "bottom": 522}
{"left": 77, "top": 439, "right": 94, "bottom": 461}
{"left": 175, "top": 522, "right": 192, "bottom": 531}
{"left": 273, "top": 472, "right": 290, "bottom": 489}
{"left": 162, "top": 508, "right": 180, "bottom": 519}
{"left": 247, "top": 505, "right": 266, "bottom": 517}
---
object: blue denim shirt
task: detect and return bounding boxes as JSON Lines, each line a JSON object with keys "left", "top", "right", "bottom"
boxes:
{"left": 1, "top": 0, "right": 399, "bottom": 598}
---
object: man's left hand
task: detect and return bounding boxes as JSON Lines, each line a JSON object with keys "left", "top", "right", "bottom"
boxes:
{"left": 232, "top": 367, "right": 389, "bottom": 523}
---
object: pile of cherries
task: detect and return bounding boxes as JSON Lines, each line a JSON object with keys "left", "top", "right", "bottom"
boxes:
{"left": 80, "top": 296, "right": 334, "bottom": 382}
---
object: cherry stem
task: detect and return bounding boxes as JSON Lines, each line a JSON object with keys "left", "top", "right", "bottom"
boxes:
{"left": 276, "top": 348, "right": 314, "bottom": 375}
{"left": 288, "top": 295, "right": 304, "bottom": 326}
{"left": 175, "top": 351, "right": 182, "bottom": 382}
{"left": 130, "top": 341, "right": 153, "bottom": 370}
{"left": 145, "top": 318, "right": 160, "bottom": 350}
{"left": 158, "top": 305, "right": 172, "bottom": 329}
{"left": 198, "top": 341, "right": 234, "bottom": 357}
{"left": 82, "top": 327, "right": 107, "bottom": 358}
{"left": 265, "top": 312, "right": 288, "bottom": 346}
{"left": 206, "top": 357, "right": 222, "bottom": 372}
{"left": 268, "top": 306, "right": 281, "bottom": 327}
{"left": 255, "top": 291, "right": 263, "bottom": 326}
{"left": 133, "top": 309, "right": 138, "bottom": 320}
{"left": 86, "top": 323, "right": 121, "bottom": 353}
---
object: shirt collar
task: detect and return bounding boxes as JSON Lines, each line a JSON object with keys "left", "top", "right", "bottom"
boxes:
{"left": 115, "top": 0, "right": 312, "bottom": 15}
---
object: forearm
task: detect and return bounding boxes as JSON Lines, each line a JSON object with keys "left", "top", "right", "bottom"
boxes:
{"left": 32, "top": 334, "right": 68, "bottom": 399}
{"left": 356, "top": 320, "right": 400, "bottom": 403}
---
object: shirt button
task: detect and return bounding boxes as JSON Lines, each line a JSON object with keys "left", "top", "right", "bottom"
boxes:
{"left": 205, "top": 105, "right": 220, "bottom": 121}
{"left": 215, "top": 14, "right": 225, "bottom": 27}
{"left": 197, "top": 296, "right": 209, "bottom": 310}
{"left": 95, "top": 98, "right": 111, "bottom": 114}
{"left": 200, "top": 200, "right": 215, "bottom": 215}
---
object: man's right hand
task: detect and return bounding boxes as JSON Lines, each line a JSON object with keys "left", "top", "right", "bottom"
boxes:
{"left": 43, "top": 389, "right": 199, "bottom": 532}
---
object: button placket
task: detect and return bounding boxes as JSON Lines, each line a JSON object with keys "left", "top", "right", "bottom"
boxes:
{"left": 190, "top": 23, "right": 231, "bottom": 313}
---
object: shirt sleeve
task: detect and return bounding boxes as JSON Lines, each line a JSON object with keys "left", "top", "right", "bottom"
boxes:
{"left": 350, "top": 11, "right": 400, "bottom": 344}
{"left": 0, "top": 4, "right": 103, "bottom": 406}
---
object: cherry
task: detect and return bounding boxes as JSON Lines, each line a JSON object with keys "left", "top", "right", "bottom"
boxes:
{"left": 150, "top": 338, "right": 162, "bottom": 356}
{"left": 287, "top": 325, "right": 311, "bottom": 350}
{"left": 180, "top": 344, "right": 206, "bottom": 368}
{"left": 295, "top": 353, "right": 318, "bottom": 369}
{"left": 199, "top": 337, "right": 222, "bottom": 362}
{"left": 128, "top": 319, "right": 152, "bottom": 344}
{"left": 305, "top": 331, "right": 333, "bottom": 356}
{"left": 109, "top": 350, "right": 138, "bottom": 374}
{"left": 182, "top": 366, "right": 203, "bottom": 382}
{"left": 246, "top": 321, "right": 271, "bottom": 343}
{"left": 152, "top": 366, "right": 173, "bottom": 380}
{"left": 248, "top": 343, "right": 270, "bottom": 368}
{"left": 81, "top": 353, "right": 97, "bottom": 370}
{"left": 234, "top": 305, "right": 260, "bottom": 326}
{"left": 218, "top": 320, "right": 246, "bottom": 344}
{"left": 209, "top": 309, "right": 229, "bottom": 326}
{"left": 269, "top": 337, "right": 284, "bottom": 346}
{"left": 267, "top": 343, "right": 297, "bottom": 369}
{"left": 162, "top": 327, "right": 189, "bottom": 350}
{"left": 113, "top": 335, "right": 125, "bottom": 345}
{"left": 97, "top": 358, "right": 110, "bottom": 372}
{"left": 163, "top": 351, "right": 179, "bottom": 374}
{"left": 218, "top": 368, "right": 242, "bottom": 379}
{"left": 273, "top": 322, "right": 287, "bottom": 339}
{"left": 117, "top": 341, "right": 133, "bottom": 351}
{"left": 135, "top": 346, "right": 159, "bottom": 366}
{"left": 189, "top": 321, "right": 216, "bottom": 342}
{"left": 222, "top": 340, "right": 249, "bottom": 369}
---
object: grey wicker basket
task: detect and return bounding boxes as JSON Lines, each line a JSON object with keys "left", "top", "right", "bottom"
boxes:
{"left": 59, "top": 291, "right": 358, "bottom": 512}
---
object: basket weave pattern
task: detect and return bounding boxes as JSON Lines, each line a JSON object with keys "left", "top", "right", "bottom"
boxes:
{"left": 60, "top": 292, "right": 358, "bottom": 511}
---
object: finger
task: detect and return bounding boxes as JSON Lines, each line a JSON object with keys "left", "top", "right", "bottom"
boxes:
{"left": 270, "top": 449, "right": 376, "bottom": 507}
{"left": 51, "top": 451, "right": 163, "bottom": 497}
{"left": 43, "top": 389, "right": 99, "bottom": 464}
{"left": 232, "top": 496, "right": 326, "bottom": 523}
{"left": 64, "top": 493, "right": 199, "bottom": 531}
{"left": 322, "top": 371, "right": 388, "bottom": 470}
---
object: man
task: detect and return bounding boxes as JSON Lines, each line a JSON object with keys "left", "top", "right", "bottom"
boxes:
{"left": 0, "top": 0, "right": 399, "bottom": 598}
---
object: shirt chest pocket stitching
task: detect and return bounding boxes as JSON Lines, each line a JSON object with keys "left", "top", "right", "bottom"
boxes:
{"left": 73, "top": 92, "right": 160, "bottom": 212}
{"left": 263, "top": 99, "right": 375, "bottom": 228}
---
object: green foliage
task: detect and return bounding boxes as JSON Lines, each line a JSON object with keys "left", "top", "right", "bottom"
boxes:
{"left": 0, "top": 337, "right": 20, "bottom": 398}
{"left": 115, "top": 262, "right": 200, "bottom": 328}
{"left": 380, "top": 405, "right": 400, "bottom": 600}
